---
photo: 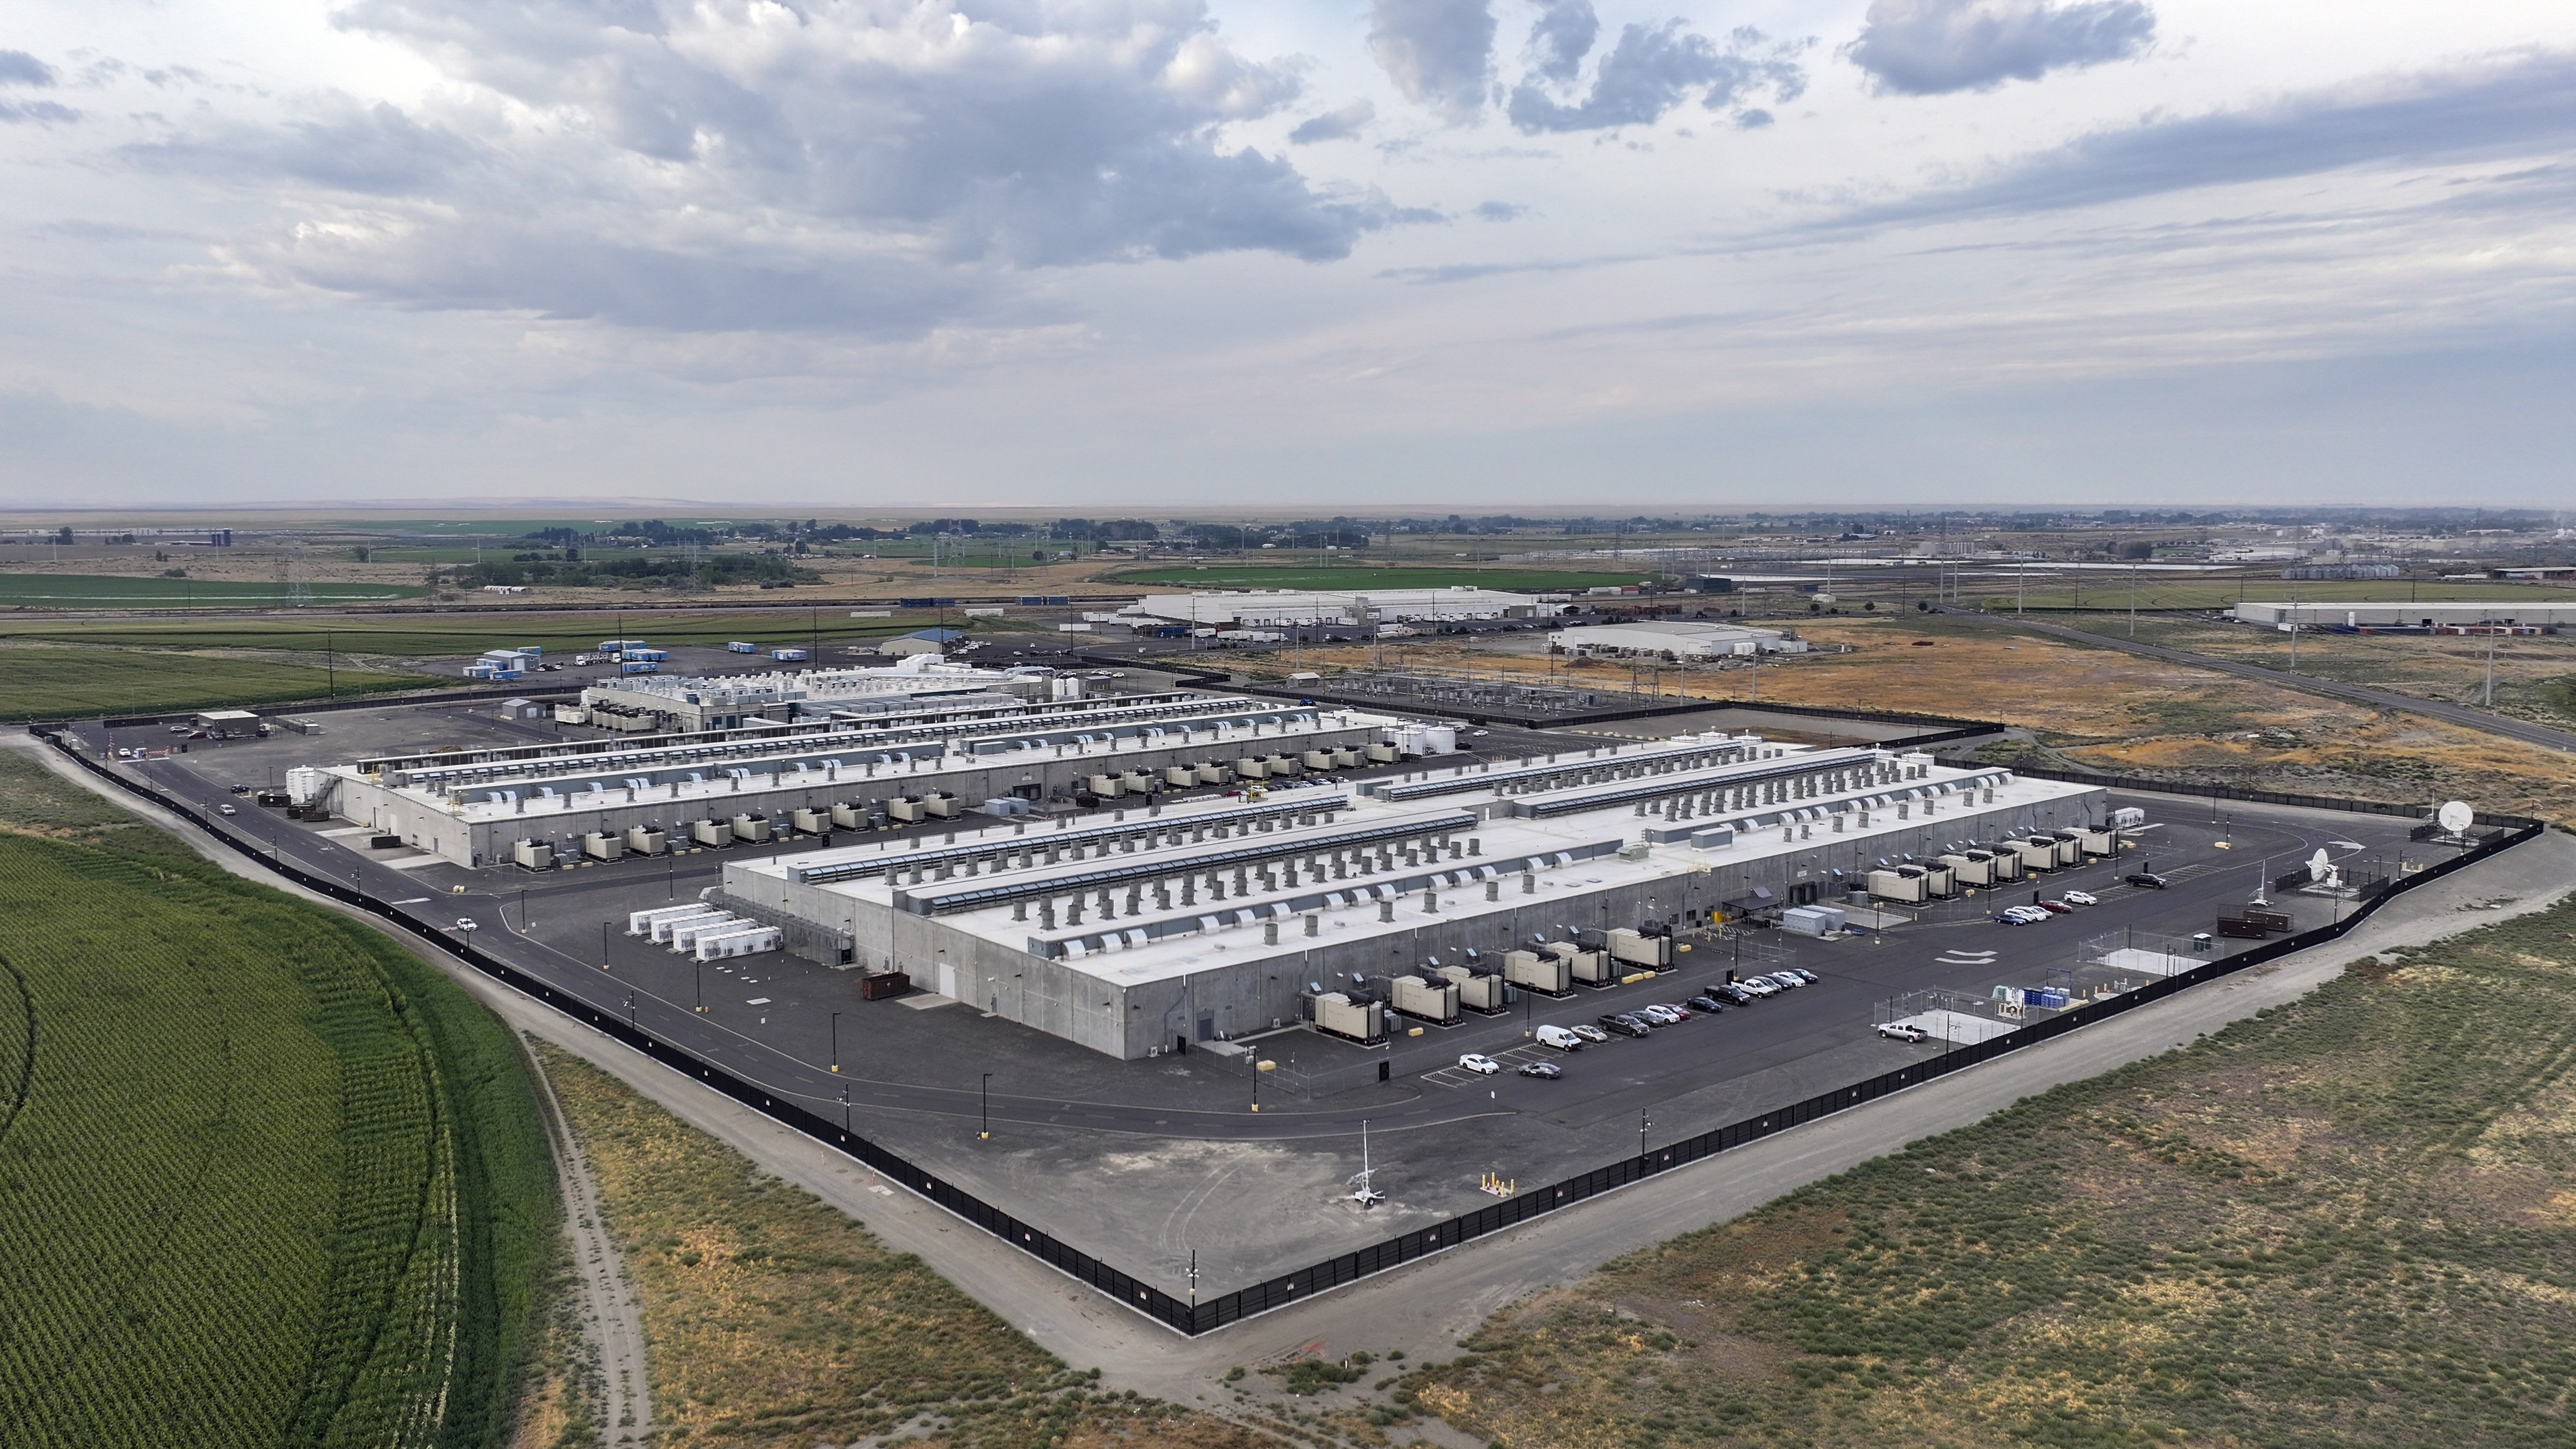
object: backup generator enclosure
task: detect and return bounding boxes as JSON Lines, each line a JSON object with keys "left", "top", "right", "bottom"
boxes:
{"left": 510, "top": 839, "right": 554, "bottom": 870}
{"left": 581, "top": 831, "right": 624, "bottom": 862}
{"left": 1391, "top": 974, "right": 1461, "bottom": 1025}
{"left": 624, "top": 825, "right": 668, "bottom": 855}
{"left": 689, "top": 818, "right": 730, "bottom": 848}
{"left": 1867, "top": 866, "right": 1927, "bottom": 902}
{"left": 1310, "top": 992, "right": 1386, "bottom": 1044}
{"left": 792, "top": 807, "right": 831, "bottom": 834}
{"left": 1606, "top": 928, "right": 1673, "bottom": 968}
{"left": 731, "top": 813, "right": 772, "bottom": 843}
{"left": 2009, "top": 838, "right": 2057, "bottom": 871}
{"left": 1503, "top": 949, "right": 1573, "bottom": 996}
{"left": 1438, "top": 964, "right": 1508, "bottom": 1012}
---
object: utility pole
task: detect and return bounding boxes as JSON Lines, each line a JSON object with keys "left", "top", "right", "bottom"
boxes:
{"left": 2484, "top": 634, "right": 2496, "bottom": 708}
{"left": 979, "top": 1072, "right": 991, "bottom": 1139}
{"left": 830, "top": 1011, "right": 841, "bottom": 1073}
{"left": 600, "top": 920, "right": 610, "bottom": 969}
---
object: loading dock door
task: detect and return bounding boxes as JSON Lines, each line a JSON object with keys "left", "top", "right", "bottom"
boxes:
{"left": 938, "top": 962, "right": 960, "bottom": 999}
{"left": 1196, "top": 1011, "right": 1215, "bottom": 1042}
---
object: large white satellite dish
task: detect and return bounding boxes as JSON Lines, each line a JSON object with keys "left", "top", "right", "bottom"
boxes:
{"left": 2307, "top": 848, "right": 2333, "bottom": 882}
{"left": 2437, "top": 800, "right": 2474, "bottom": 834}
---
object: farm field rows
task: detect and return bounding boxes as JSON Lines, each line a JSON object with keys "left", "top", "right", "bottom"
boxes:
{"left": 1397, "top": 897, "right": 2576, "bottom": 1449}
{"left": 0, "top": 647, "right": 443, "bottom": 723}
{"left": 0, "top": 752, "right": 555, "bottom": 1447}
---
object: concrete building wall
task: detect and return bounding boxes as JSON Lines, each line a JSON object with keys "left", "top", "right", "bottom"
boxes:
{"left": 2231, "top": 600, "right": 2576, "bottom": 628}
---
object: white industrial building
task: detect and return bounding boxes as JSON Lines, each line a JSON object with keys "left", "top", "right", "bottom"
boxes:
{"left": 2230, "top": 600, "right": 2576, "bottom": 630}
{"left": 724, "top": 739, "right": 2106, "bottom": 1059}
{"left": 575, "top": 656, "right": 1049, "bottom": 733}
{"left": 297, "top": 689, "right": 1418, "bottom": 869}
{"left": 1122, "top": 587, "right": 1566, "bottom": 630}
{"left": 1549, "top": 621, "right": 1806, "bottom": 659}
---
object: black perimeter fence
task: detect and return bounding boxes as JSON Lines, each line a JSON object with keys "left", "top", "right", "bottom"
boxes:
{"left": 33, "top": 723, "right": 2544, "bottom": 1337}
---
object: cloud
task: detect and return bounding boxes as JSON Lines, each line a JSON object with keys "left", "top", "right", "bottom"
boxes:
{"left": 1473, "top": 200, "right": 1526, "bottom": 220}
{"left": 1829, "top": 51, "right": 2576, "bottom": 226}
{"left": 1290, "top": 100, "right": 1376, "bottom": 144}
{"left": 1507, "top": 23, "right": 1808, "bottom": 133}
{"left": 0, "top": 49, "right": 56, "bottom": 87}
{"left": 1525, "top": 0, "right": 1600, "bottom": 83}
{"left": 1845, "top": 0, "right": 2154, "bottom": 96}
{"left": 122, "top": 102, "right": 479, "bottom": 193}
{"left": 116, "top": 0, "right": 1418, "bottom": 333}
{"left": 1369, "top": 0, "right": 1497, "bottom": 122}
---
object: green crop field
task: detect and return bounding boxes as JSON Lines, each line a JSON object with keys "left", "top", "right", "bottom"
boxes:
{"left": 0, "top": 648, "right": 445, "bottom": 723}
{"left": 1399, "top": 897, "right": 2576, "bottom": 1449}
{"left": 0, "top": 607, "right": 947, "bottom": 660}
{"left": 0, "top": 574, "right": 426, "bottom": 608}
{"left": 1981, "top": 576, "right": 2568, "bottom": 613}
{"left": 1103, "top": 564, "right": 1664, "bottom": 592}
{"left": 0, "top": 752, "right": 555, "bottom": 1448}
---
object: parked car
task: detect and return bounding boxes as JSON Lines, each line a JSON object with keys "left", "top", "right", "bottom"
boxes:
{"left": 1516, "top": 1061, "right": 1562, "bottom": 1079}
{"left": 1569, "top": 1022, "right": 1611, "bottom": 1043}
{"left": 2062, "top": 889, "right": 2099, "bottom": 906}
{"left": 1535, "top": 1025, "right": 1587, "bottom": 1051}
{"left": 1653, "top": 1003, "right": 1698, "bottom": 1021}
{"left": 1706, "top": 984, "right": 1754, "bottom": 1006}
{"left": 2035, "top": 899, "right": 2075, "bottom": 914}
{"left": 217, "top": 803, "right": 237, "bottom": 815}
{"left": 1457, "top": 1053, "right": 1501, "bottom": 1075}
{"left": 1597, "top": 1014, "right": 1652, "bottom": 1039}
{"left": 1684, "top": 995, "right": 1729, "bottom": 1014}
{"left": 453, "top": 917, "right": 480, "bottom": 932}
{"left": 1636, "top": 1005, "right": 1681, "bottom": 1025}
{"left": 1876, "top": 1022, "right": 1930, "bottom": 1042}
{"left": 1998, "top": 906, "right": 2049, "bottom": 924}
{"left": 1734, "top": 977, "right": 1777, "bottom": 997}
{"left": 1784, "top": 967, "right": 1821, "bottom": 984}
{"left": 2126, "top": 873, "right": 2169, "bottom": 889}
{"left": 1765, "top": 972, "right": 1808, "bottom": 990}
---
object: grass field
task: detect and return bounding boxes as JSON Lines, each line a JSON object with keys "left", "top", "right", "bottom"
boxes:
{"left": 1400, "top": 897, "right": 2576, "bottom": 1449}
{"left": 0, "top": 750, "right": 557, "bottom": 1448}
{"left": 0, "top": 573, "right": 425, "bottom": 607}
{"left": 1980, "top": 577, "right": 2569, "bottom": 613}
{"left": 0, "top": 647, "right": 445, "bottom": 722}
{"left": 539, "top": 1047, "right": 1274, "bottom": 1449}
{"left": 1104, "top": 564, "right": 1663, "bottom": 591}
{"left": 0, "top": 608, "right": 951, "bottom": 659}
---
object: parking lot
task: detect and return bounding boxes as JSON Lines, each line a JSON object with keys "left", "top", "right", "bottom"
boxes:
{"left": 70, "top": 695, "right": 2454, "bottom": 1291}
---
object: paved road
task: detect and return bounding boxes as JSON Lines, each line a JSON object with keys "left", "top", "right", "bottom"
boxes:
{"left": 1958, "top": 608, "right": 2576, "bottom": 754}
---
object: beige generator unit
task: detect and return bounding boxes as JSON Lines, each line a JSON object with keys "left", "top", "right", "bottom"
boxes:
{"left": 2046, "top": 832, "right": 2084, "bottom": 867}
{"left": 1939, "top": 850, "right": 1994, "bottom": 886}
{"left": 1120, "top": 770, "right": 1154, "bottom": 795}
{"left": 649, "top": 909, "right": 732, "bottom": 944}
{"left": 1503, "top": 948, "right": 1573, "bottom": 996}
{"left": 2008, "top": 837, "right": 2058, "bottom": 873}
{"left": 1265, "top": 755, "right": 1302, "bottom": 777}
{"left": 2077, "top": 825, "right": 2121, "bottom": 858}
{"left": 887, "top": 793, "right": 961, "bottom": 822}
{"left": 624, "top": 824, "right": 669, "bottom": 855}
{"left": 1391, "top": 974, "right": 1461, "bottom": 1025}
{"left": 689, "top": 818, "right": 732, "bottom": 848}
{"left": 694, "top": 925, "right": 781, "bottom": 962}
{"left": 1438, "top": 965, "right": 1508, "bottom": 1013}
{"left": 1332, "top": 745, "right": 1364, "bottom": 768}
{"left": 1547, "top": 940, "right": 1613, "bottom": 986}
{"left": 791, "top": 806, "right": 831, "bottom": 836}
{"left": 1084, "top": 773, "right": 1128, "bottom": 798}
{"left": 1867, "top": 866, "right": 1929, "bottom": 902}
{"left": 830, "top": 801, "right": 870, "bottom": 829}
{"left": 731, "top": 813, "right": 772, "bottom": 844}
{"left": 581, "top": 831, "right": 625, "bottom": 862}
{"left": 1984, "top": 846, "right": 2023, "bottom": 881}
{"left": 1302, "top": 748, "right": 1336, "bottom": 771}
{"left": 1919, "top": 861, "right": 1957, "bottom": 897}
{"left": 1162, "top": 764, "right": 1199, "bottom": 788}
{"left": 1310, "top": 992, "right": 1386, "bottom": 1045}
{"left": 1364, "top": 742, "right": 1401, "bottom": 764}
{"left": 510, "top": 839, "right": 555, "bottom": 870}
{"left": 1607, "top": 928, "right": 1674, "bottom": 970}
{"left": 1233, "top": 756, "right": 1268, "bottom": 780}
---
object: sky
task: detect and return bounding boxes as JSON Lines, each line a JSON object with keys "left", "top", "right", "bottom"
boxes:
{"left": 2, "top": 0, "right": 2572, "bottom": 510}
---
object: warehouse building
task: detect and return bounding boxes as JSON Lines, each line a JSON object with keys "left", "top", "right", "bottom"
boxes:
{"left": 1123, "top": 587, "right": 1566, "bottom": 630}
{"left": 575, "top": 655, "right": 1049, "bottom": 733}
{"left": 2230, "top": 600, "right": 2576, "bottom": 630}
{"left": 1548, "top": 621, "right": 1806, "bottom": 658}
{"left": 300, "top": 691, "right": 1409, "bottom": 867}
{"left": 722, "top": 739, "right": 2105, "bottom": 1059}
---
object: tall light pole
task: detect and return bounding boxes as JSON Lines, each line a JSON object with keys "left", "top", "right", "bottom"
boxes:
{"left": 979, "top": 1073, "right": 991, "bottom": 1139}
{"left": 830, "top": 1012, "right": 841, "bottom": 1073}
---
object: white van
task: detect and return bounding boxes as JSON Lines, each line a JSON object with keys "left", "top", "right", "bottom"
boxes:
{"left": 1535, "top": 1025, "right": 1587, "bottom": 1052}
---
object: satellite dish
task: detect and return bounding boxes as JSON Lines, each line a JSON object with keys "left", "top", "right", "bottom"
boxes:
{"left": 2307, "top": 848, "right": 2332, "bottom": 882}
{"left": 2437, "top": 800, "right": 2474, "bottom": 834}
